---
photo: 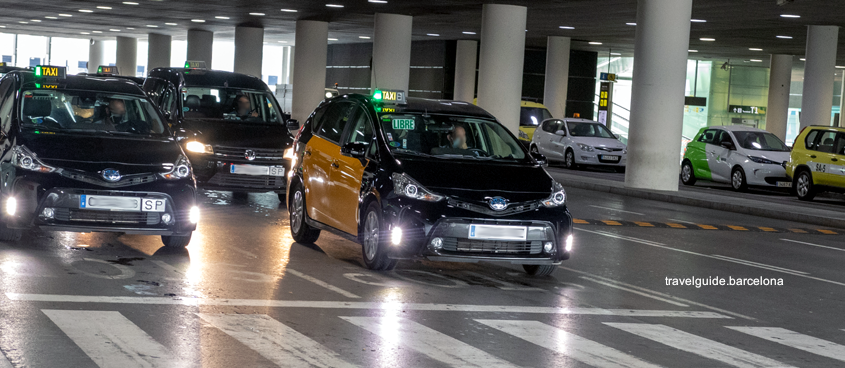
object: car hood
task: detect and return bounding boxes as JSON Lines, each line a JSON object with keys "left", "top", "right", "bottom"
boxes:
{"left": 20, "top": 132, "right": 181, "bottom": 174}
{"left": 570, "top": 136, "right": 626, "bottom": 149}
{"left": 397, "top": 158, "right": 553, "bottom": 203}
{"left": 182, "top": 118, "right": 294, "bottom": 149}
{"left": 740, "top": 150, "right": 791, "bottom": 162}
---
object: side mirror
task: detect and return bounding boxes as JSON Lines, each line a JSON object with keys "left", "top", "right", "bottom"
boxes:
{"left": 530, "top": 150, "right": 548, "bottom": 166}
{"left": 720, "top": 141, "right": 735, "bottom": 150}
{"left": 341, "top": 142, "right": 369, "bottom": 159}
{"left": 554, "top": 130, "right": 567, "bottom": 136}
{"left": 286, "top": 119, "right": 300, "bottom": 130}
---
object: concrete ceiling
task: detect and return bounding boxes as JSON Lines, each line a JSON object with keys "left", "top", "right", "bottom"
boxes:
{"left": 1, "top": 0, "right": 844, "bottom": 64}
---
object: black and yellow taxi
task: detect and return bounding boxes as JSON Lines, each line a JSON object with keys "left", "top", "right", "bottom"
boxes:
{"left": 0, "top": 62, "right": 24, "bottom": 78}
{"left": 144, "top": 61, "right": 299, "bottom": 200}
{"left": 287, "top": 90, "right": 573, "bottom": 276}
{"left": 0, "top": 66, "right": 198, "bottom": 246}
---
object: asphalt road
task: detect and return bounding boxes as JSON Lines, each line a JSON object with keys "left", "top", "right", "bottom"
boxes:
{"left": 1, "top": 186, "right": 844, "bottom": 367}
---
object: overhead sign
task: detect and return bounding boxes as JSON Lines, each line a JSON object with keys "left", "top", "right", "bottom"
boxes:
{"left": 97, "top": 65, "right": 119, "bottom": 75}
{"left": 600, "top": 73, "right": 617, "bottom": 82}
{"left": 729, "top": 105, "right": 766, "bottom": 115}
{"left": 34, "top": 65, "right": 66, "bottom": 79}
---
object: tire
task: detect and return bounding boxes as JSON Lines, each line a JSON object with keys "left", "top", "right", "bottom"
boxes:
{"left": 681, "top": 160, "right": 696, "bottom": 185}
{"left": 795, "top": 170, "right": 816, "bottom": 201}
{"left": 0, "top": 222, "right": 21, "bottom": 242}
{"left": 731, "top": 166, "right": 748, "bottom": 192}
{"left": 289, "top": 183, "right": 321, "bottom": 244}
{"left": 161, "top": 233, "right": 192, "bottom": 247}
{"left": 360, "top": 201, "right": 397, "bottom": 271}
{"left": 277, "top": 192, "right": 286, "bottom": 203}
{"left": 564, "top": 149, "right": 578, "bottom": 169}
{"left": 523, "top": 264, "right": 556, "bottom": 276}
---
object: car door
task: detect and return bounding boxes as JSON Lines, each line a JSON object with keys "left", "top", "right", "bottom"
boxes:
{"left": 302, "top": 100, "right": 355, "bottom": 225}
{"left": 533, "top": 120, "right": 551, "bottom": 154}
{"left": 330, "top": 104, "right": 376, "bottom": 235}
{"left": 809, "top": 130, "right": 840, "bottom": 186}
{"left": 705, "top": 130, "right": 732, "bottom": 182}
{"left": 830, "top": 133, "right": 845, "bottom": 184}
{"left": 686, "top": 128, "right": 714, "bottom": 180}
{"left": 546, "top": 120, "right": 568, "bottom": 158}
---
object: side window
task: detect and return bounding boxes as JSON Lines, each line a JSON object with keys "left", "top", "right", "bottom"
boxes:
{"left": 308, "top": 104, "right": 329, "bottom": 133}
{"left": 834, "top": 133, "right": 845, "bottom": 156}
{"left": 815, "top": 131, "right": 838, "bottom": 153}
{"left": 344, "top": 107, "right": 374, "bottom": 145}
{"left": 716, "top": 130, "right": 733, "bottom": 145}
{"left": 316, "top": 101, "right": 355, "bottom": 143}
{"left": 160, "top": 87, "right": 175, "bottom": 115}
{"left": 805, "top": 130, "right": 820, "bottom": 150}
{"left": 698, "top": 129, "right": 718, "bottom": 144}
{"left": 0, "top": 77, "right": 15, "bottom": 133}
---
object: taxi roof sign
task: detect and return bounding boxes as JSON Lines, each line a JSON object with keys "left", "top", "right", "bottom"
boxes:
{"left": 34, "top": 65, "right": 66, "bottom": 79}
{"left": 97, "top": 65, "right": 119, "bottom": 75}
{"left": 184, "top": 60, "right": 207, "bottom": 69}
{"left": 373, "top": 89, "right": 406, "bottom": 104}
{"left": 0, "top": 62, "right": 6, "bottom": 67}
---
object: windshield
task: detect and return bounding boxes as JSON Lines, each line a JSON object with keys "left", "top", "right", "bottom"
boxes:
{"left": 20, "top": 89, "right": 166, "bottom": 135}
{"left": 378, "top": 113, "right": 527, "bottom": 161}
{"left": 519, "top": 107, "right": 552, "bottom": 127}
{"left": 181, "top": 87, "right": 283, "bottom": 125}
{"left": 566, "top": 121, "right": 615, "bottom": 138}
{"left": 733, "top": 131, "right": 789, "bottom": 151}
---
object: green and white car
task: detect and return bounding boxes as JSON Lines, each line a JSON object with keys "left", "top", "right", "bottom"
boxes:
{"left": 681, "top": 126, "right": 791, "bottom": 191}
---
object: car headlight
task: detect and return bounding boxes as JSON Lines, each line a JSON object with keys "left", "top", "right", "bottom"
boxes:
{"left": 518, "top": 130, "right": 528, "bottom": 139}
{"left": 160, "top": 155, "right": 192, "bottom": 180}
{"left": 623, "top": 149, "right": 627, "bottom": 154}
{"left": 391, "top": 173, "right": 445, "bottom": 202}
{"left": 12, "top": 146, "right": 55, "bottom": 173}
{"left": 747, "top": 155, "right": 778, "bottom": 165}
{"left": 577, "top": 143, "right": 594, "bottom": 152}
{"left": 185, "top": 141, "right": 214, "bottom": 154}
{"left": 541, "top": 181, "right": 567, "bottom": 208}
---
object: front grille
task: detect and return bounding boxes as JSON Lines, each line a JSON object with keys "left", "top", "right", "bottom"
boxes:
{"left": 206, "top": 172, "right": 285, "bottom": 189}
{"left": 60, "top": 171, "right": 158, "bottom": 188}
{"left": 213, "top": 146, "right": 285, "bottom": 161}
{"left": 765, "top": 177, "right": 791, "bottom": 185}
{"left": 441, "top": 238, "right": 542, "bottom": 254}
{"left": 447, "top": 198, "right": 540, "bottom": 217}
{"left": 54, "top": 208, "right": 160, "bottom": 225}
{"left": 595, "top": 147, "right": 623, "bottom": 152}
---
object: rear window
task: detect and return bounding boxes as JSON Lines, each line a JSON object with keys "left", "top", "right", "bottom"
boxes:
{"left": 519, "top": 107, "right": 552, "bottom": 127}
{"left": 804, "top": 130, "right": 819, "bottom": 150}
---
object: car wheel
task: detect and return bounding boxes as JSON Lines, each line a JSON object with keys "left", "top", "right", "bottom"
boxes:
{"left": 277, "top": 192, "right": 286, "bottom": 204}
{"left": 523, "top": 264, "right": 556, "bottom": 276}
{"left": 360, "top": 201, "right": 397, "bottom": 271}
{"left": 731, "top": 167, "right": 748, "bottom": 192}
{"left": 161, "top": 233, "right": 192, "bottom": 247}
{"left": 564, "top": 149, "right": 577, "bottom": 169}
{"left": 290, "top": 183, "right": 321, "bottom": 244}
{"left": 795, "top": 170, "right": 816, "bottom": 201}
{"left": 680, "top": 160, "right": 696, "bottom": 185}
{"left": 0, "top": 221, "right": 21, "bottom": 242}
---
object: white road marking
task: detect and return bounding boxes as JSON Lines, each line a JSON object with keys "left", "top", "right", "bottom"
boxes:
{"left": 727, "top": 326, "right": 845, "bottom": 363}
{"left": 577, "top": 228, "right": 845, "bottom": 287}
{"left": 393, "top": 270, "right": 469, "bottom": 288}
{"left": 605, "top": 323, "right": 796, "bottom": 368}
{"left": 781, "top": 238, "right": 845, "bottom": 252}
{"left": 6, "top": 294, "right": 730, "bottom": 318}
{"left": 579, "top": 276, "right": 689, "bottom": 307}
{"left": 341, "top": 316, "right": 518, "bottom": 368}
{"left": 709, "top": 255, "right": 809, "bottom": 275}
{"left": 42, "top": 309, "right": 183, "bottom": 368}
{"left": 589, "top": 205, "right": 645, "bottom": 215}
{"left": 464, "top": 271, "right": 544, "bottom": 291}
{"left": 477, "top": 320, "right": 662, "bottom": 368}
{"left": 198, "top": 313, "right": 356, "bottom": 368}
{"left": 667, "top": 219, "right": 700, "bottom": 225}
{"left": 285, "top": 269, "right": 360, "bottom": 298}
{"left": 559, "top": 266, "right": 755, "bottom": 320}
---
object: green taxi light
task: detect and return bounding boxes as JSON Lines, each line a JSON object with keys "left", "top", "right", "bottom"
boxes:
{"left": 373, "top": 90, "right": 383, "bottom": 100}
{"left": 184, "top": 61, "right": 190, "bottom": 68}
{"left": 34, "top": 66, "right": 42, "bottom": 77}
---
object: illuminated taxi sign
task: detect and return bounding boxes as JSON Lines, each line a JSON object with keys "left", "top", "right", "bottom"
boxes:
{"left": 373, "top": 89, "right": 406, "bottom": 104}
{"left": 34, "top": 65, "right": 66, "bottom": 79}
{"left": 184, "top": 60, "right": 207, "bottom": 69}
{"left": 35, "top": 83, "right": 59, "bottom": 89}
{"left": 97, "top": 65, "right": 119, "bottom": 75}
{"left": 0, "top": 62, "right": 6, "bottom": 67}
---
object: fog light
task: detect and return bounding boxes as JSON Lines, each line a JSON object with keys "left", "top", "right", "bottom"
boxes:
{"left": 543, "top": 241, "right": 553, "bottom": 253}
{"left": 391, "top": 227, "right": 402, "bottom": 245}
{"left": 161, "top": 213, "right": 173, "bottom": 225}
{"left": 5, "top": 197, "right": 16, "bottom": 216}
{"left": 41, "top": 207, "right": 54, "bottom": 219}
{"left": 189, "top": 206, "right": 200, "bottom": 224}
{"left": 430, "top": 237, "right": 443, "bottom": 250}
{"left": 565, "top": 234, "right": 573, "bottom": 252}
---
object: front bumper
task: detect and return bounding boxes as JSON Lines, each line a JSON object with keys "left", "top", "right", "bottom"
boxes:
{"left": 745, "top": 164, "right": 790, "bottom": 187}
{"left": 189, "top": 153, "right": 290, "bottom": 193}
{"left": 575, "top": 151, "right": 627, "bottom": 166}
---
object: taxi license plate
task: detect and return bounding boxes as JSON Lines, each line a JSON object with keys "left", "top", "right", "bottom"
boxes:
{"left": 230, "top": 164, "right": 285, "bottom": 176}
{"left": 468, "top": 225, "right": 527, "bottom": 241}
{"left": 600, "top": 155, "right": 620, "bottom": 161}
{"left": 79, "top": 195, "right": 166, "bottom": 212}
{"left": 777, "top": 181, "right": 792, "bottom": 188}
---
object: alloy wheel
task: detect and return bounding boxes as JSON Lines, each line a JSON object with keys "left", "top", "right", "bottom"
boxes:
{"left": 732, "top": 170, "right": 743, "bottom": 189}
{"left": 363, "top": 212, "right": 379, "bottom": 261}
{"left": 682, "top": 164, "right": 691, "bottom": 182}
{"left": 291, "top": 191, "right": 303, "bottom": 233}
{"left": 797, "top": 174, "right": 809, "bottom": 196}
{"left": 566, "top": 151, "right": 574, "bottom": 167}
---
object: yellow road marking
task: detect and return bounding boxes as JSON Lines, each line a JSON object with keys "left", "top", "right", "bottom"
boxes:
{"left": 789, "top": 228, "right": 808, "bottom": 233}
{"left": 727, "top": 225, "right": 748, "bottom": 231}
{"left": 634, "top": 222, "right": 654, "bottom": 227}
{"left": 697, "top": 224, "right": 718, "bottom": 230}
{"left": 758, "top": 227, "right": 777, "bottom": 232}
{"left": 666, "top": 223, "right": 686, "bottom": 228}
{"left": 818, "top": 229, "right": 838, "bottom": 235}
{"left": 602, "top": 220, "right": 622, "bottom": 226}
{"left": 573, "top": 219, "right": 589, "bottom": 224}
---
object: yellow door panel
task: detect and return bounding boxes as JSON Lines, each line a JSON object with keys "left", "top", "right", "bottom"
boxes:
{"left": 331, "top": 155, "right": 369, "bottom": 235}
{"left": 302, "top": 136, "right": 337, "bottom": 224}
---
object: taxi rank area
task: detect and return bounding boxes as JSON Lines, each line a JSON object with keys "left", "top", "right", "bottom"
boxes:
{"left": 1, "top": 1, "right": 845, "bottom": 368}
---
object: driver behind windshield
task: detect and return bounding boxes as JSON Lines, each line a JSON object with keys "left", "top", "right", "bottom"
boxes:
{"left": 105, "top": 99, "right": 126, "bottom": 124}
{"left": 235, "top": 95, "right": 259, "bottom": 119}
{"left": 447, "top": 125, "right": 469, "bottom": 149}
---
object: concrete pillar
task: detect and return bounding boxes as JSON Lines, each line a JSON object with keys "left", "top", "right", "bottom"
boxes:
{"left": 544, "top": 36, "right": 571, "bottom": 118}
{"left": 476, "top": 4, "right": 527, "bottom": 133}
{"left": 87, "top": 39, "right": 104, "bottom": 73}
{"left": 371, "top": 13, "right": 413, "bottom": 92}
{"left": 288, "top": 46, "right": 295, "bottom": 84}
{"left": 839, "top": 71, "right": 845, "bottom": 127}
{"left": 234, "top": 26, "right": 264, "bottom": 77}
{"left": 453, "top": 40, "right": 477, "bottom": 102}
{"left": 291, "top": 21, "right": 328, "bottom": 123}
{"left": 147, "top": 33, "right": 171, "bottom": 70}
{"left": 801, "top": 25, "right": 839, "bottom": 128}
{"left": 115, "top": 36, "right": 138, "bottom": 77}
{"left": 281, "top": 46, "right": 291, "bottom": 84}
{"left": 625, "top": 0, "right": 693, "bottom": 191}
{"left": 765, "top": 54, "right": 793, "bottom": 140}
{"left": 187, "top": 29, "right": 213, "bottom": 68}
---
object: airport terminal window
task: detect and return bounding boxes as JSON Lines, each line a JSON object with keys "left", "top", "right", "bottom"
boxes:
{"left": 19, "top": 89, "right": 166, "bottom": 135}
{"left": 316, "top": 102, "right": 354, "bottom": 143}
{"left": 181, "top": 87, "right": 283, "bottom": 125}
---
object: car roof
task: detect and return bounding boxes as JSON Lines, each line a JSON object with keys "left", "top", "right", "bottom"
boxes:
{"left": 521, "top": 100, "right": 548, "bottom": 108}
{"left": 149, "top": 67, "right": 270, "bottom": 91}
{"left": 710, "top": 125, "right": 768, "bottom": 133}
{"left": 13, "top": 71, "right": 146, "bottom": 95}
{"left": 562, "top": 118, "right": 600, "bottom": 123}
{"left": 347, "top": 94, "right": 496, "bottom": 119}
{"left": 804, "top": 125, "right": 845, "bottom": 132}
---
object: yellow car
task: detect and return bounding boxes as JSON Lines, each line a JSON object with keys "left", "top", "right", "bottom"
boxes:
{"left": 473, "top": 99, "right": 553, "bottom": 144}
{"left": 785, "top": 125, "right": 845, "bottom": 201}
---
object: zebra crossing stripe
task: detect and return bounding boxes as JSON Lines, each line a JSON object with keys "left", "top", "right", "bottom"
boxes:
{"left": 476, "top": 320, "right": 662, "bottom": 368}
{"left": 197, "top": 313, "right": 356, "bottom": 368}
{"left": 605, "top": 323, "right": 796, "bottom": 368}
{"left": 726, "top": 326, "right": 845, "bottom": 363}
{"left": 41, "top": 310, "right": 183, "bottom": 368}
{"left": 340, "top": 316, "right": 519, "bottom": 368}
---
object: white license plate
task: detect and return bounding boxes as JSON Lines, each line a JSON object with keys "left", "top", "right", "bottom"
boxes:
{"left": 777, "top": 181, "right": 792, "bottom": 188}
{"left": 468, "top": 225, "right": 527, "bottom": 241}
{"left": 79, "top": 195, "right": 166, "bottom": 212}
{"left": 600, "top": 155, "right": 620, "bottom": 161}
{"left": 230, "top": 164, "right": 285, "bottom": 176}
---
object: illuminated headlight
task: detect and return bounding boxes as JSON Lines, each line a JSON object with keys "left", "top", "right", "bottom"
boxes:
{"left": 748, "top": 155, "right": 778, "bottom": 165}
{"left": 5, "top": 197, "right": 16, "bottom": 216}
{"left": 577, "top": 143, "right": 594, "bottom": 152}
{"left": 189, "top": 206, "right": 200, "bottom": 224}
{"left": 391, "top": 227, "right": 402, "bottom": 245}
{"left": 543, "top": 241, "right": 553, "bottom": 253}
{"left": 565, "top": 234, "right": 573, "bottom": 251}
{"left": 12, "top": 146, "right": 55, "bottom": 173}
{"left": 185, "top": 141, "right": 214, "bottom": 154}
{"left": 391, "top": 173, "right": 445, "bottom": 202}
{"left": 541, "top": 181, "right": 567, "bottom": 208}
{"left": 430, "top": 237, "right": 443, "bottom": 250}
{"left": 325, "top": 92, "right": 333, "bottom": 99}
{"left": 161, "top": 155, "right": 192, "bottom": 180}
{"left": 623, "top": 149, "right": 627, "bottom": 154}
{"left": 41, "top": 207, "right": 54, "bottom": 219}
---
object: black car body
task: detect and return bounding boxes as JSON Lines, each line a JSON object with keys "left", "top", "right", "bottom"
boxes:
{"left": 0, "top": 68, "right": 198, "bottom": 247}
{"left": 144, "top": 66, "right": 297, "bottom": 199}
{"left": 287, "top": 93, "right": 573, "bottom": 275}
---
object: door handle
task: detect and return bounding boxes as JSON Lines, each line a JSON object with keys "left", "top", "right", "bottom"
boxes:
{"left": 810, "top": 155, "right": 817, "bottom": 159}
{"left": 331, "top": 162, "right": 339, "bottom": 169}
{"left": 304, "top": 150, "right": 312, "bottom": 156}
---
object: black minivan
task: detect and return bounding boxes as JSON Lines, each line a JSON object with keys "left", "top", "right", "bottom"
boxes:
{"left": 144, "top": 62, "right": 298, "bottom": 200}
{"left": 0, "top": 66, "right": 198, "bottom": 247}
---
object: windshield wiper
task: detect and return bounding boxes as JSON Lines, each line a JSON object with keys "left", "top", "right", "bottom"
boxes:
{"left": 393, "top": 149, "right": 437, "bottom": 158}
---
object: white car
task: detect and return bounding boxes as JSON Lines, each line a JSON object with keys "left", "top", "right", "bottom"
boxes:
{"left": 530, "top": 118, "right": 627, "bottom": 172}
{"left": 681, "top": 125, "right": 792, "bottom": 191}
